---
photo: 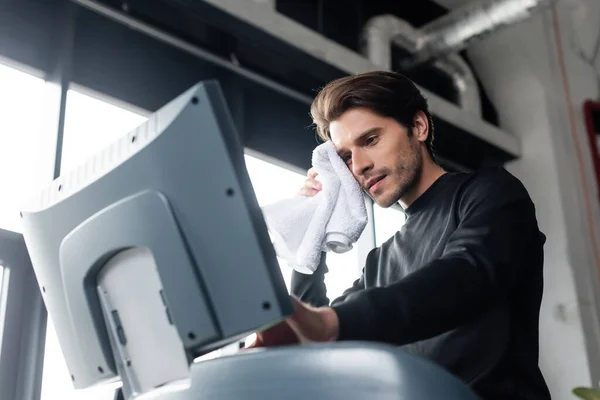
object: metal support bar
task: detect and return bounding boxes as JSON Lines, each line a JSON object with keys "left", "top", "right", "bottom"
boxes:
{"left": 47, "top": 2, "right": 78, "bottom": 179}
{"left": 0, "top": 229, "right": 47, "bottom": 400}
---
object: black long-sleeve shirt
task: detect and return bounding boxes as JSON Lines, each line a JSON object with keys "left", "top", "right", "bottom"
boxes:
{"left": 291, "top": 167, "right": 551, "bottom": 400}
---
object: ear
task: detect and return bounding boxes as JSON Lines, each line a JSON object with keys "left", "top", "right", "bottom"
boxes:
{"left": 413, "top": 111, "right": 429, "bottom": 144}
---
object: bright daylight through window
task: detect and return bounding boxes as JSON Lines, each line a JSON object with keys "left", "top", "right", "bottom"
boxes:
{"left": 0, "top": 63, "right": 54, "bottom": 233}
{"left": 374, "top": 204, "right": 406, "bottom": 247}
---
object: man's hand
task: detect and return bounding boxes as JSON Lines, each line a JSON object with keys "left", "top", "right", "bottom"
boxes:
{"left": 298, "top": 167, "right": 322, "bottom": 197}
{"left": 246, "top": 297, "right": 339, "bottom": 348}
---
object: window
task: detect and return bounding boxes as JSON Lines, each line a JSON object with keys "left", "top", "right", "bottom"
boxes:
{"left": 60, "top": 89, "right": 149, "bottom": 172}
{"left": 0, "top": 63, "right": 55, "bottom": 232}
{"left": 373, "top": 204, "right": 406, "bottom": 247}
{"left": 0, "top": 62, "right": 56, "bottom": 399}
{"left": 323, "top": 248, "right": 361, "bottom": 301}
{"left": 41, "top": 318, "right": 122, "bottom": 400}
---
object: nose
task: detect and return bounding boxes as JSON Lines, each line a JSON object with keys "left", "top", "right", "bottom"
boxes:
{"left": 351, "top": 150, "right": 373, "bottom": 177}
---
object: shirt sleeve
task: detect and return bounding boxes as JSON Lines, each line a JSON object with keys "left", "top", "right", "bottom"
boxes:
{"left": 331, "top": 168, "right": 541, "bottom": 344}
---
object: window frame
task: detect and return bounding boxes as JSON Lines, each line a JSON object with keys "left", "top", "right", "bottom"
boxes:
{"left": 0, "top": 229, "right": 47, "bottom": 400}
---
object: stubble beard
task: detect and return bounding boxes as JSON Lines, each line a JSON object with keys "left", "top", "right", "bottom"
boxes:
{"left": 378, "top": 148, "right": 423, "bottom": 208}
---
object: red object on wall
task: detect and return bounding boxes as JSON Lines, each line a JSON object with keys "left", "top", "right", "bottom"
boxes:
{"left": 583, "top": 100, "right": 600, "bottom": 200}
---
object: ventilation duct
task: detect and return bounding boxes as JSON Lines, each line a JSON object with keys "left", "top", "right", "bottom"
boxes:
{"left": 361, "top": 15, "right": 482, "bottom": 117}
{"left": 401, "top": 0, "right": 558, "bottom": 69}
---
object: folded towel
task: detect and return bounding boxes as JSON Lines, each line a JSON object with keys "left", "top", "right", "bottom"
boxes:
{"left": 261, "top": 141, "right": 368, "bottom": 274}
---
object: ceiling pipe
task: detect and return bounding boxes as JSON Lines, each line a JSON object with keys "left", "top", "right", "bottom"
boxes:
{"left": 361, "top": 14, "right": 482, "bottom": 117}
{"left": 401, "top": 0, "right": 559, "bottom": 70}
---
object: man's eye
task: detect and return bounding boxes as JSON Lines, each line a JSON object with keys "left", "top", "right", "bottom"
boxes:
{"left": 343, "top": 155, "right": 352, "bottom": 164}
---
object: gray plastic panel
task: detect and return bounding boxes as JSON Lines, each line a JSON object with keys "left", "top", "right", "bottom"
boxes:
{"left": 97, "top": 247, "right": 192, "bottom": 397}
{"left": 21, "top": 81, "right": 292, "bottom": 389}
{"left": 59, "top": 190, "right": 219, "bottom": 383}
{"left": 136, "top": 342, "right": 479, "bottom": 400}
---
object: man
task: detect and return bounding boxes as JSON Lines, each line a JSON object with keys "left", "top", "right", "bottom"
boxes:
{"left": 249, "top": 71, "right": 550, "bottom": 400}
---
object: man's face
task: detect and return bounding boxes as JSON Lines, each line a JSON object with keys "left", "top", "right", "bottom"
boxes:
{"left": 329, "top": 107, "right": 423, "bottom": 208}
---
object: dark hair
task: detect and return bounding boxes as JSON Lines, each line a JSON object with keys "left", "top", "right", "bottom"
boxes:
{"left": 310, "top": 71, "right": 436, "bottom": 161}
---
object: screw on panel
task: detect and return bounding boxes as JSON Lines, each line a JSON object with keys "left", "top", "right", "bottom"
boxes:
{"left": 262, "top": 301, "right": 271, "bottom": 310}
{"left": 98, "top": 366, "right": 104, "bottom": 373}
{"left": 188, "top": 332, "right": 196, "bottom": 340}
{"left": 191, "top": 96, "right": 199, "bottom": 105}
{"left": 226, "top": 188, "right": 234, "bottom": 197}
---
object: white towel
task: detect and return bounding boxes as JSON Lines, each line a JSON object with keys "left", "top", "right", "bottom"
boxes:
{"left": 261, "top": 141, "right": 368, "bottom": 274}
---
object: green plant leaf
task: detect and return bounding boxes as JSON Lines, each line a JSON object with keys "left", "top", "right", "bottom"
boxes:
{"left": 573, "top": 387, "right": 600, "bottom": 400}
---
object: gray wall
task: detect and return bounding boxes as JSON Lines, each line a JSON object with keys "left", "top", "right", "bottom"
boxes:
{"left": 461, "top": 1, "right": 600, "bottom": 397}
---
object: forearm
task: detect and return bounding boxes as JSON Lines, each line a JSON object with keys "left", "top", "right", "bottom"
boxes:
{"left": 331, "top": 255, "right": 500, "bottom": 344}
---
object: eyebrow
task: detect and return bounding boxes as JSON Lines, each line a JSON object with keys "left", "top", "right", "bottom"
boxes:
{"left": 336, "top": 127, "right": 383, "bottom": 157}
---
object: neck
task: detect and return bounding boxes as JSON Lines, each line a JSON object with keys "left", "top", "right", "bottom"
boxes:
{"left": 399, "top": 157, "right": 446, "bottom": 209}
